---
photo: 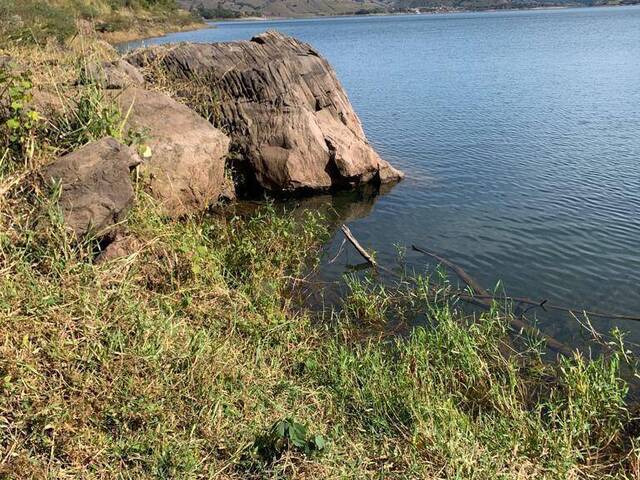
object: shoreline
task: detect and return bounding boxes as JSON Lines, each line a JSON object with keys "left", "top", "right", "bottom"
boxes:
{"left": 199, "top": 3, "right": 639, "bottom": 24}
{"left": 2, "top": 22, "right": 640, "bottom": 477}
{"left": 100, "top": 20, "right": 211, "bottom": 45}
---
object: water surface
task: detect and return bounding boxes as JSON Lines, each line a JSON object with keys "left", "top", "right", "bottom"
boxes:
{"left": 125, "top": 7, "right": 640, "bottom": 346}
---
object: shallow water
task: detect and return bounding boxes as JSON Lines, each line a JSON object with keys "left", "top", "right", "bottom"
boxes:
{"left": 124, "top": 7, "right": 640, "bottom": 346}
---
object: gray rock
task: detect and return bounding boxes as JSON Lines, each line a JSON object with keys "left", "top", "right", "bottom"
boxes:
{"left": 43, "top": 137, "right": 140, "bottom": 237}
{"left": 117, "top": 88, "right": 231, "bottom": 216}
{"left": 127, "top": 31, "right": 403, "bottom": 195}
{"left": 84, "top": 59, "right": 145, "bottom": 89}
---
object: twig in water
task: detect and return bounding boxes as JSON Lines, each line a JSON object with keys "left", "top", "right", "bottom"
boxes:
{"left": 411, "top": 244, "right": 488, "bottom": 297}
{"left": 340, "top": 228, "right": 574, "bottom": 357}
{"left": 411, "top": 244, "right": 573, "bottom": 357}
{"left": 341, "top": 225, "right": 376, "bottom": 267}
{"left": 328, "top": 237, "right": 347, "bottom": 264}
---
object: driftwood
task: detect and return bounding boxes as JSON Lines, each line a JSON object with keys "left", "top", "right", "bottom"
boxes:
{"left": 341, "top": 225, "right": 377, "bottom": 267}
{"left": 341, "top": 225, "right": 400, "bottom": 278}
{"left": 410, "top": 245, "right": 573, "bottom": 357}
{"left": 470, "top": 294, "right": 640, "bottom": 322}
{"left": 340, "top": 224, "right": 574, "bottom": 357}
{"left": 411, "top": 245, "right": 488, "bottom": 297}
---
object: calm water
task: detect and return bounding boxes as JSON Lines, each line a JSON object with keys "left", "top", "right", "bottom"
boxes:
{"left": 125, "top": 7, "right": 640, "bottom": 346}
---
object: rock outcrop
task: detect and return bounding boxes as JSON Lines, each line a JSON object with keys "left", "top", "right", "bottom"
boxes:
{"left": 127, "top": 31, "right": 403, "bottom": 195}
{"left": 43, "top": 137, "right": 140, "bottom": 237}
{"left": 116, "top": 88, "right": 231, "bottom": 216}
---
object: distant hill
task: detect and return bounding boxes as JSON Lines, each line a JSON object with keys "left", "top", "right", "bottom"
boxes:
{"left": 179, "top": 0, "right": 389, "bottom": 18}
{"left": 180, "top": 0, "right": 637, "bottom": 18}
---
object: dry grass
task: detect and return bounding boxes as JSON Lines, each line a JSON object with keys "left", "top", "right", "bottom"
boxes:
{"left": 0, "top": 0, "right": 204, "bottom": 46}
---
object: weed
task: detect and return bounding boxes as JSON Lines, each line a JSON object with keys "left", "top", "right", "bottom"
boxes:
{"left": 343, "top": 274, "right": 391, "bottom": 325}
{"left": 0, "top": 66, "right": 42, "bottom": 170}
{"left": 252, "top": 417, "right": 326, "bottom": 463}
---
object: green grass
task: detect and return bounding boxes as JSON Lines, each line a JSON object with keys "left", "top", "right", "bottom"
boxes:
{"left": 1, "top": 191, "right": 638, "bottom": 478}
{"left": 1, "top": 41, "right": 640, "bottom": 479}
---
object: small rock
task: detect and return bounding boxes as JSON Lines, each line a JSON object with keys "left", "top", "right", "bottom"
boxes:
{"left": 75, "top": 19, "right": 94, "bottom": 36}
{"left": 83, "top": 60, "right": 145, "bottom": 89}
{"left": 28, "top": 89, "right": 66, "bottom": 118}
{"left": 43, "top": 137, "right": 141, "bottom": 237}
{"left": 117, "top": 88, "right": 231, "bottom": 216}
{"left": 95, "top": 233, "right": 141, "bottom": 264}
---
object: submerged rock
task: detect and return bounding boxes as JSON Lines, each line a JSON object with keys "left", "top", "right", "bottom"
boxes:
{"left": 43, "top": 137, "right": 140, "bottom": 237}
{"left": 127, "top": 31, "right": 403, "bottom": 195}
{"left": 117, "top": 87, "right": 231, "bottom": 216}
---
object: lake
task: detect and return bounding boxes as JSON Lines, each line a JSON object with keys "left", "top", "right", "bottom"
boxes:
{"left": 124, "top": 6, "right": 640, "bottom": 347}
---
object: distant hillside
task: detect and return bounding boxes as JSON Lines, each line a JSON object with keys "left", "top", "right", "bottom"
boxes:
{"left": 180, "top": 0, "right": 637, "bottom": 18}
{"left": 0, "top": 0, "right": 202, "bottom": 44}
{"left": 179, "top": 0, "right": 389, "bottom": 18}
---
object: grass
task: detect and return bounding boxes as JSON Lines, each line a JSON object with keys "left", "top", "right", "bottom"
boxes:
{"left": 1, "top": 38, "right": 640, "bottom": 479}
{"left": 0, "top": 0, "right": 202, "bottom": 45}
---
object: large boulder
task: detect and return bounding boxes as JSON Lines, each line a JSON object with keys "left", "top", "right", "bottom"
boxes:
{"left": 116, "top": 88, "right": 231, "bottom": 216}
{"left": 43, "top": 137, "right": 140, "bottom": 237}
{"left": 127, "top": 31, "right": 403, "bottom": 194}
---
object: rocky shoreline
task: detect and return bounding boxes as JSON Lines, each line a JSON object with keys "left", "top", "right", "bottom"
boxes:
{"left": 37, "top": 31, "right": 403, "bottom": 250}
{"left": 3, "top": 24, "right": 638, "bottom": 480}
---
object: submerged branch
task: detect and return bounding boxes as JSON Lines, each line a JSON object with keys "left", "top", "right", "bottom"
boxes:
{"left": 410, "top": 245, "right": 640, "bottom": 322}
{"left": 340, "top": 225, "right": 574, "bottom": 357}
{"left": 411, "top": 245, "right": 489, "bottom": 297}
{"left": 341, "top": 225, "right": 377, "bottom": 267}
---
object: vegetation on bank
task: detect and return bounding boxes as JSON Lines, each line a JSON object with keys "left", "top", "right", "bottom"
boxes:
{"left": 1, "top": 37, "right": 640, "bottom": 479}
{"left": 189, "top": 2, "right": 244, "bottom": 19}
{"left": 0, "top": 0, "right": 203, "bottom": 45}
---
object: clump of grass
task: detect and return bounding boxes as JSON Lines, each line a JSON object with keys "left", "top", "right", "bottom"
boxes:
{"left": 343, "top": 273, "right": 392, "bottom": 325}
{"left": 312, "top": 301, "right": 635, "bottom": 478}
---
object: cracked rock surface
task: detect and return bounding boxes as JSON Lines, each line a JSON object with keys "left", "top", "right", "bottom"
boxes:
{"left": 128, "top": 31, "right": 403, "bottom": 194}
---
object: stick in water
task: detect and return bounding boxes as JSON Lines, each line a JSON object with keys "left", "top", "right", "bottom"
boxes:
{"left": 410, "top": 243, "right": 574, "bottom": 357}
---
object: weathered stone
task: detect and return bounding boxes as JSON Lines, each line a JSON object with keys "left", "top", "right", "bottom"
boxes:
{"left": 29, "top": 89, "right": 66, "bottom": 117}
{"left": 127, "top": 31, "right": 403, "bottom": 194}
{"left": 43, "top": 137, "right": 140, "bottom": 237}
{"left": 95, "top": 232, "right": 141, "bottom": 264}
{"left": 117, "top": 88, "right": 231, "bottom": 216}
{"left": 84, "top": 59, "right": 145, "bottom": 89}
{"left": 0, "top": 56, "right": 12, "bottom": 70}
